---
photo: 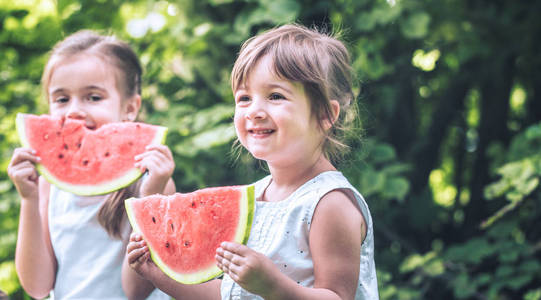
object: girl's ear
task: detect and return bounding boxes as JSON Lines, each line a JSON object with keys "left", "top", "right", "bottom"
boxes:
{"left": 124, "top": 94, "right": 141, "bottom": 121}
{"left": 322, "top": 100, "right": 340, "bottom": 131}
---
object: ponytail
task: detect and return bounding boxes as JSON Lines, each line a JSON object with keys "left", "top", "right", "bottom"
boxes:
{"left": 97, "top": 179, "right": 141, "bottom": 239}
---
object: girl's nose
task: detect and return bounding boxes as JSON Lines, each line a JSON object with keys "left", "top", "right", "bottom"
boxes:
{"left": 66, "top": 100, "right": 86, "bottom": 120}
{"left": 246, "top": 99, "right": 267, "bottom": 120}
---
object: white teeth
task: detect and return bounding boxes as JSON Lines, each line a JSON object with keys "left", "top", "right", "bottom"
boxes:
{"left": 251, "top": 129, "right": 273, "bottom": 134}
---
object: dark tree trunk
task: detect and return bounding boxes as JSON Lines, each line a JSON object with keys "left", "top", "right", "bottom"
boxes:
{"left": 388, "top": 66, "right": 417, "bottom": 157}
{"left": 410, "top": 76, "right": 470, "bottom": 194}
{"left": 463, "top": 55, "right": 514, "bottom": 233}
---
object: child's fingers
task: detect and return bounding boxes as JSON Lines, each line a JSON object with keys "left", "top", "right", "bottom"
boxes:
{"left": 8, "top": 161, "right": 39, "bottom": 182}
{"left": 12, "top": 163, "right": 39, "bottom": 181}
{"left": 228, "top": 272, "right": 240, "bottom": 282}
{"left": 218, "top": 258, "right": 242, "bottom": 281}
{"left": 9, "top": 148, "right": 40, "bottom": 166}
{"left": 134, "top": 157, "right": 158, "bottom": 173}
{"left": 220, "top": 242, "right": 250, "bottom": 256}
{"left": 127, "top": 244, "right": 149, "bottom": 264}
{"left": 126, "top": 239, "right": 147, "bottom": 253}
{"left": 134, "top": 153, "right": 166, "bottom": 171}
{"left": 129, "top": 232, "right": 143, "bottom": 242}
{"left": 223, "top": 250, "right": 243, "bottom": 265}
{"left": 145, "top": 144, "right": 173, "bottom": 160}
{"left": 135, "top": 156, "right": 173, "bottom": 179}
{"left": 134, "top": 146, "right": 172, "bottom": 162}
{"left": 216, "top": 248, "right": 244, "bottom": 270}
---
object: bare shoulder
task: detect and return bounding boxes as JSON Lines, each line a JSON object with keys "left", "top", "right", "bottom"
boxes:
{"left": 308, "top": 189, "right": 366, "bottom": 299}
{"left": 312, "top": 189, "right": 367, "bottom": 242}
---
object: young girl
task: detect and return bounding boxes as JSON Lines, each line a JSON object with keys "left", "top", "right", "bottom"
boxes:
{"left": 7, "top": 30, "right": 175, "bottom": 299}
{"left": 126, "top": 24, "right": 379, "bottom": 299}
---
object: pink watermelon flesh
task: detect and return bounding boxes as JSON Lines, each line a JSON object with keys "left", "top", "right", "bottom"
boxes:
{"left": 16, "top": 113, "right": 167, "bottom": 195}
{"left": 125, "top": 185, "right": 255, "bottom": 284}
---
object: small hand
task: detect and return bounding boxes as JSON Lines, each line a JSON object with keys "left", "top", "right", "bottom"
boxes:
{"left": 7, "top": 148, "right": 41, "bottom": 201}
{"left": 216, "top": 242, "right": 279, "bottom": 297}
{"left": 127, "top": 232, "right": 157, "bottom": 278}
{"left": 134, "top": 144, "right": 175, "bottom": 196}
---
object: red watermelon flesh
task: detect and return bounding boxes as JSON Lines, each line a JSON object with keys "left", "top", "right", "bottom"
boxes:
{"left": 125, "top": 185, "right": 255, "bottom": 284}
{"left": 16, "top": 113, "right": 167, "bottom": 196}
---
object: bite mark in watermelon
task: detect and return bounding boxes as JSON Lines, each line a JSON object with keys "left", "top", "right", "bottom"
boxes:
{"left": 125, "top": 185, "right": 255, "bottom": 284}
{"left": 16, "top": 113, "right": 167, "bottom": 196}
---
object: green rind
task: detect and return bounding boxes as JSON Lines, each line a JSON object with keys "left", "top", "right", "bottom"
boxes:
{"left": 16, "top": 113, "right": 168, "bottom": 196}
{"left": 16, "top": 114, "right": 30, "bottom": 149}
{"left": 125, "top": 185, "right": 255, "bottom": 285}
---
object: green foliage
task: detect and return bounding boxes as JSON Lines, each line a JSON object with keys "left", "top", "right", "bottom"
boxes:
{"left": 343, "top": 138, "right": 411, "bottom": 203}
{"left": 483, "top": 123, "right": 541, "bottom": 228}
{"left": 1, "top": 0, "right": 541, "bottom": 298}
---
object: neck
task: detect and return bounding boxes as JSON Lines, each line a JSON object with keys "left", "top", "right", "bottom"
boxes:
{"left": 264, "top": 152, "right": 336, "bottom": 202}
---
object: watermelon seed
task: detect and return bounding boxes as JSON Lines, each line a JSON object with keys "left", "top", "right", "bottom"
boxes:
{"left": 56, "top": 131, "right": 61, "bottom": 136}
{"left": 104, "top": 152, "right": 110, "bottom": 157}
{"left": 77, "top": 143, "right": 82, "bottom": 149}
{"left": 170, "top": 223, "right": 174, "bottom": 230}
{"left": 63, "top": 144, "right": 68, "bottom": 150}
{"left": 136, "top": 124, "right": 141, "bottom": 129}
{"left": 58, "top": 153, "right": 64, "bottom": 159}
{"left": 165, "top": 242, "right": 170, "bottom": 248}
{"left": 191, "top": 201, "right": 196, "bottom": 208}
{"left": 184, "top": 241, "right": 191, "bottom": 247}
{"left": 82, "top": 159, "right": 89, "bottom": 166}
{"left": 152, "top": 217, "right": 156, "bottom": 223}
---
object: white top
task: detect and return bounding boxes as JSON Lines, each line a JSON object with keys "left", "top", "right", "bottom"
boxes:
{"left": 220, "top": 171, "right": 379, "bottom": 299}
{"left": 48, "top": 185, "right": 169, "bottom": 300}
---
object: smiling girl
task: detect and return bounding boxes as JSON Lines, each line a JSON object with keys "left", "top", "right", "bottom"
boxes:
{"left": 126, "top": 24, "right": 379, "bottom": 300}
{"left": 8, "top": 30, "right": 175, "bottom": 299}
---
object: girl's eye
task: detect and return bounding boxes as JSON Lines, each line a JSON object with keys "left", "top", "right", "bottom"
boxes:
{"left": 237, "top": 95, "right": 251, "bottom": 103}
{"left": 89, "top": 94, "right": 103, "bottom": 101}
{"left": 53, "top": 96, "right": 69, "bottom": 103}
{"left": 269, "top": 93, "right": 285, "bottom": 100}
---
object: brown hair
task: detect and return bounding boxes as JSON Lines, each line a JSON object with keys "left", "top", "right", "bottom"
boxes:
{"left": 42, "top": 30, "right": 142, "bottom": 99}
{"left": 231, "top": 24, "right": 358, "bottom": 162}
{"left": 42, "top": 30, "right": 143, "bottom": 239}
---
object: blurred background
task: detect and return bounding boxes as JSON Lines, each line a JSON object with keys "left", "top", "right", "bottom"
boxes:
{"left": 1, "top": 0, "right": 540, "bottom": 299}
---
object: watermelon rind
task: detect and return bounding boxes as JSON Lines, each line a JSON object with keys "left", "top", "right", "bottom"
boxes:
{"left": 16, "top": 113, "right": 168, "bottom": 196}
{"left": 125, "top": 185, "right": 255, "bottom": 284}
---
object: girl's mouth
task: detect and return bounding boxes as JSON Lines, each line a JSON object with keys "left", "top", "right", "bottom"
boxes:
{"left": 249, "top": 129, "right": 274, "bottom": 134}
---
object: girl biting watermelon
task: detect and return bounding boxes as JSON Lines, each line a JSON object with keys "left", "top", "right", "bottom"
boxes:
{"left": 7, "top": 30, "right": 176, "bottom": 299}
{"left": 126, "top": 24, "right": 379, "bottom": 300}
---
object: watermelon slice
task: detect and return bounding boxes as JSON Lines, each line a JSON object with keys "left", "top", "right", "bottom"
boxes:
{"left": 125, "top": 185, "right": 255, "bottom": 284}
{"left": 16, "top": 113, "right": 167, "bottom": 196}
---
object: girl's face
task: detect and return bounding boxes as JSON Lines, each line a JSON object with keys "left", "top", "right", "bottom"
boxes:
{"left": 47, "top": 54, "right": 139, "bottom": 129}
{"left": 234, "top": 55, "right": 325, "bottom": 167}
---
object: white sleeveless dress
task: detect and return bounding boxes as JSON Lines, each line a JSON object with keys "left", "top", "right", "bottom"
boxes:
{"left": 220, "top": 171, "right": 379, "bottom": 299}
{"left": 48, "top": 185, "right": 169, "bottom": 299}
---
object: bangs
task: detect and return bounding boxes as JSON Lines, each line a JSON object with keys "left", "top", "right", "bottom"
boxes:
{"left": 231, "top": 26, "right": 325, "bottom": 92}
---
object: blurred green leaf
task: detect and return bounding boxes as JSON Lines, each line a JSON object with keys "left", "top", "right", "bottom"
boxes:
{"left": 400, "top": 11, "right": 430, "bottom": 39}
{"left": 382, "top": 177, "right": 410, "bottom": 201}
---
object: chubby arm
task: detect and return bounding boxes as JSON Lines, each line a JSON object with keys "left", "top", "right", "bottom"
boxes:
{"left": 124, "top": 233, "right": 222, "bottom": 300}
{"left": 16, "top": 176, "right": 57, "bottom": 298}
{"left": 309, "top": 189, "right": 365, "bottom": 300}
{"left": 9, "top": 148, "right": 57, "bottom": 298}
{"left": 216, "top": 190, "right": 365, "bottom": 300}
